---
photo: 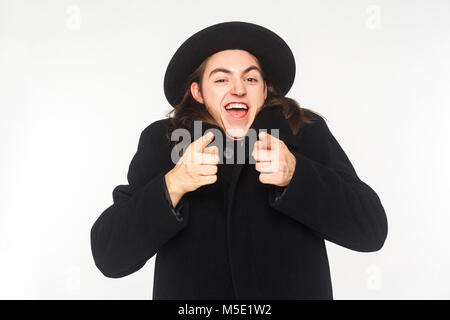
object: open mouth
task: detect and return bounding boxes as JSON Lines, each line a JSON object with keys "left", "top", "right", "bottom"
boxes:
{"left": 224, "top": 102, "right": 249, "bottom": 119}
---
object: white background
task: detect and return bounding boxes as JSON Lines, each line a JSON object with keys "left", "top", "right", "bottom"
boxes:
{"left": 1, "top": 0, "right": 449, "bottom": 299}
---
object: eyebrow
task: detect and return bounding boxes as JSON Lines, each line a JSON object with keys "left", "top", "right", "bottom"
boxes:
{"left": 208, "top": 65, "right": 262, "bottom": 79}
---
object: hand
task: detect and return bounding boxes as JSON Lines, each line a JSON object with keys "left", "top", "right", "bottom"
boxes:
{"left": 165, "top": 132, "right": 219, "bottom": 205}
{"left": 252, "top": 131, "right": 296, "bottom": 187}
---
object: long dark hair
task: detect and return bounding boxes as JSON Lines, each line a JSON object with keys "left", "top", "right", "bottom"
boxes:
{"left": 164, "top": 53, "right": 324, "bottom": 143}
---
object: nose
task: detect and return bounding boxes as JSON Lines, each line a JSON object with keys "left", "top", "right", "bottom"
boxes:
{"left": 230, "top": 78, "right": 246, "bottom": 96}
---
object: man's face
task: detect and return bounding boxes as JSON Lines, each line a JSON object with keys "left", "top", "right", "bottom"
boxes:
{"left": 191, "top": 49, "right": 267, "bottom": 139}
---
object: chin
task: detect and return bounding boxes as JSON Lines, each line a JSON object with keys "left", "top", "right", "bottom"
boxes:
{"left": 224, "top": 124, "right": 251, "bottom": 140}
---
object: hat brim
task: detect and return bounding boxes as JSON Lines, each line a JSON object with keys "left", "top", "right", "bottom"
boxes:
{"left": 163, "top": 21, "right": 296, "bottom": 107}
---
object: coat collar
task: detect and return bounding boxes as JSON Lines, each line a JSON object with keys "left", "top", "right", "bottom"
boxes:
{"left": 248, "top": 105, "right": 296, "bottom": 150}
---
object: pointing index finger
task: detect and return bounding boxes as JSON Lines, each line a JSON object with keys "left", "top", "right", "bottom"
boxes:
{"left": 193, "top": 131, "right": 215, "bottom": 153}
{"left": 258, "top": 131, "right": 279, "bottom": 150}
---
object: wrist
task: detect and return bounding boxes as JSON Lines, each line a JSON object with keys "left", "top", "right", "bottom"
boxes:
{"left": 165, "top": 171, "right": 184, "bottom": 203}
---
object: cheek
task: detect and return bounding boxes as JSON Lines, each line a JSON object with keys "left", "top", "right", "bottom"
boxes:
{"left": 203, "top": 98, "right": 222, "bottom": 116}
{"left": 204, "top": 90, "right": 227, "bottom": 110}
{"left": 250, "top": 85, "right": 266, "bottom": 98}
{"left": 204, "top": 87, "right": 226, "bottom": 102}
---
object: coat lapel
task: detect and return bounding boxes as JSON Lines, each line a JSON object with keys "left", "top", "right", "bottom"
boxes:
{"left": 249, "top": 105, "right": 297, "bottom": 151}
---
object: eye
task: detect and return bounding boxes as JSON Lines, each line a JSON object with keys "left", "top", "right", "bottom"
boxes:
{"left": 215, "top": 79, "right": 226, "bottom": 83}
{"left": 247, "top": 77, "right": 257, "bottom": 82}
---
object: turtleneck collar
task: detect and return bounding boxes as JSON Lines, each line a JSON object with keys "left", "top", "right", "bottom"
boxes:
{"left": 186, "top": 105, "right": 297, "bottom": 165}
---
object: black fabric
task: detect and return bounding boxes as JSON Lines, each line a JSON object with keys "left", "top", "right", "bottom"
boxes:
{"left": 90, "top": 105, "right": 388, "bottom": 299}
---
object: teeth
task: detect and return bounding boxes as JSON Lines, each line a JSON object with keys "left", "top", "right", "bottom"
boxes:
{"left": 225, "top": 103, "right": 248, "bottom": 110}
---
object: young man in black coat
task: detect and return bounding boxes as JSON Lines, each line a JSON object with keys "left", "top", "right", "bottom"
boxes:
{"left": 90, "top": 21, "right": 388, "bottom": 300}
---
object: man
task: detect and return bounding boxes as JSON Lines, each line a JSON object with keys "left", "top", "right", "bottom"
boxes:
{"left": 91, "top": 21, "right": 388, "bottom": 300}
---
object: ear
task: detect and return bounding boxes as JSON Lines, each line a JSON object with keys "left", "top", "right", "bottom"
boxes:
{"left": 191, "top": 82, "right": 204, "bottom": 104}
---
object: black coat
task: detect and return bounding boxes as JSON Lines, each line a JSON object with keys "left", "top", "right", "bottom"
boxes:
{"left": 90, "top": 105, "right": 388, "bottom": 300}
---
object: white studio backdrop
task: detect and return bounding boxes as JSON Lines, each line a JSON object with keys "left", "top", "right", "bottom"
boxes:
{"left": 1, "top": 0, "right": 449, "bottom": 299}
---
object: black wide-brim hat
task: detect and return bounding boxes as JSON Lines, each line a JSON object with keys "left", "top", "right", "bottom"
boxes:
{"left": 163, "top": 21, "right": 296, "bottom": 108}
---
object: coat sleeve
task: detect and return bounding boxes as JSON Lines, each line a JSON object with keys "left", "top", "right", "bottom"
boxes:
{"left": 90, "top": 121, "right": 189, "bottom": 278}
{"left": 268, "top": 117, "right": 388, "bottom": 252}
